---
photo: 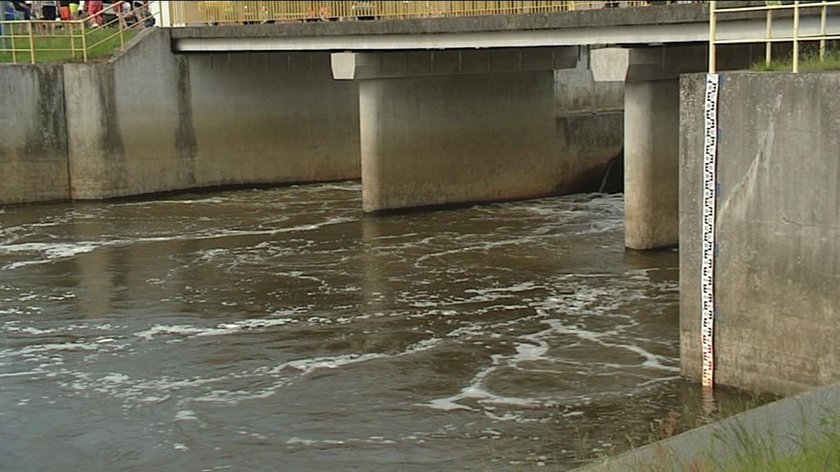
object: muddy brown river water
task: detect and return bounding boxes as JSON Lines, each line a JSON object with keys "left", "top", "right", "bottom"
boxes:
{"left": 0, "top": 183, "right": 769, "bottom": 471}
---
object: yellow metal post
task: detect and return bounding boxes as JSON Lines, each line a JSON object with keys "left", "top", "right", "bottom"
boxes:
{"left": 792, "top": 0, "right": 800, "bottom": 73}
{"left": 820, "top": 2, "right": 827, "bottom": 61}
{"left": 27, "top": 20, "right": 34, "bottom": 64}
{"left": 709, "top": 0, "right": 717, "bottom": 73}
{"left": 119, "top": 11, "right": 125, "bottom": 50}
{"left": 81, "top": 19, "right": 87, "bottom": 63}
{"left": 70, "top": 22, "right": 76, "bottom": 60}
{"left": 765, "top": 9, "right": 772, "bottom": 66}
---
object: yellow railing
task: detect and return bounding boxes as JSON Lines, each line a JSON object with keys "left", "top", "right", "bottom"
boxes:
{"left": 709, "top": 0, "right": 840, "bottom": 73}
{"left": 168, "top": 1, "right": 649, "bottom": 26}
{"left": 0, "top": 1, "right": 160, "bottom": 64}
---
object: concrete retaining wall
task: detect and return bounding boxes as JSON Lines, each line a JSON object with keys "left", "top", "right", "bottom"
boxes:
{"left": 65, "top": 29, "right": 191, "bottom": 199}
{"left": 1, "top": 29, "right": 360, "bottom": 205}
{"left": 0, "top": 65, "right": 70, "bottom": 204}
{"left": 680, "top": 72, "right": 840, "bottom": 395}
{"left": 63, "top": 29, "right": 360, "bottom": 200}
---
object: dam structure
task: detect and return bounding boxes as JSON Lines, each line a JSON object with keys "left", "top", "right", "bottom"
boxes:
{"left": 1, "top": 1, "right": 803, "bottom": 250}
{"left": 3, "top": 0, "right": 840, "bottom": 397}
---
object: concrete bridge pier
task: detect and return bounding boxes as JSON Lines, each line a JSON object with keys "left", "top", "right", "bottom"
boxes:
{"left": 623, "top": 45, "right": 707, "bottom": 250}
{"left": 333, "top": 47, "right": 619, "bottom": 213}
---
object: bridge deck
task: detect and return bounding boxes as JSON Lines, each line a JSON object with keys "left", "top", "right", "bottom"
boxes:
{"left": 170, "top": 2, "right": 839, "bottom": 52}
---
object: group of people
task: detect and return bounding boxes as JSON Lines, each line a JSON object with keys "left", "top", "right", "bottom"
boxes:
{"left": 2, "top": 1, "right": 152, "bottom": 27}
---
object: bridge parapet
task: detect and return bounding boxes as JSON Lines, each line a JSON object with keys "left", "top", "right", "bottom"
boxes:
{"left": 167, "top": 1, "right": 649, "bottom": 26}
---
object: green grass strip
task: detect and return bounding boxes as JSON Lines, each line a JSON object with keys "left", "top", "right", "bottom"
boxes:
{"left": 0, "top": 26, "right": 135, "bottom": 63}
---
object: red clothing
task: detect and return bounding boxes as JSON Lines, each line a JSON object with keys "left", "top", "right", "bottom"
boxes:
{"left": 87, "top": 0, "right": 103, "bottom": 25}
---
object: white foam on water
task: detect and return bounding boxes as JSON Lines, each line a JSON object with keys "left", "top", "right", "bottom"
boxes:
{"left": 0, "top": 370, "right": 45, "bottom": 379}
{"left": 18, "top": 342, "right": 106, "bottom": 354}
{"left": 425, "top": 274, "right": 678, "bottom": 414}
{"left": 286, "top": 437, "right": 319, "bottom": 446}
{"left": 0, "top": 216, "right": 356, "bottom": 270}
{"left": 174, "top": 410, "right": 198, "bottom": 421}
{"left": 272, "top": 352, "right": 386, "bottom": 375}
{"left": 465, "top": 282, "right": 538, "bottom": 296}
{"left": 542, "top": 318, "right": 677, "bottom": 373}
{"left": 403, "top": 337, "right": 442, "bottom": 354}
{"left": 134, "top": 316, "right": 298, "bottom": 340}
{"left": 3, "top": 325, "right": 61, "bottom": 335}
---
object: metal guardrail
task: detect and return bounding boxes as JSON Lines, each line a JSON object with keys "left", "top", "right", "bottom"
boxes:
{"left": 0, "top": 1, "right": 160, "bottom": 64}
{"left": 167, "top": 1, "right": 649, "bottom": 26}
{"left": 709, "top": 0, "right": 840, "bottom": 73}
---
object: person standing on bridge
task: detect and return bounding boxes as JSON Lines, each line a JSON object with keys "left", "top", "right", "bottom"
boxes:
{"left": 83, "top": 0, "right": 103, "bottom": 26}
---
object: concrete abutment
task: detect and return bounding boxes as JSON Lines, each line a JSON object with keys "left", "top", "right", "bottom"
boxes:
{"left": 0, "top": 29, "right": 362, "bottom": 205}
{"left": 680, "top": 72, "right": 840, "bottom": 395}
{"left": 0, "top": 65, "right": 70, "bottom": 204}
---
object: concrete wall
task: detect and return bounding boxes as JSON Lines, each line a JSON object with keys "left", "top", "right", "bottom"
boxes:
{"left": 0, "top": 65, "right": 70, "bottom": 204}
{"left": 63, "top": 29, "right": 360, "bottom": 200}
{"left": 554, "top": 47, "right": 623, "bottom": 115}
{"left": 188, "top": 52, "right": 360, "bottom": 187}
{"left": 65, "top": 30, "right": 190, "bottom": 199}
{"left": 680, "top": 72, "right": 840, "bottom": 395}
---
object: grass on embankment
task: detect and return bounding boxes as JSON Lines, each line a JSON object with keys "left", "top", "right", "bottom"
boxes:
{"left": 635, "top": 413, "right": 840, "bottom": 472}
{"left": 0, "top": 26, "right": 135, "bottom": 63}
{"left": 714, "top": 418, "right": 840, "bottom": 472}
{"left": 750, "top": 49, "right": 840, "bottom": 72}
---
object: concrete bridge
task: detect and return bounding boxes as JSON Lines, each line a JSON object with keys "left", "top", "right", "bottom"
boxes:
{"left": 2, "top": 2, "right": 837, "bottom": 252}
{"left": 164, "top": 1, "right": 834, "bottom": 250}
{"left": 4, "top": 0, "right": 840, "bottom": 396}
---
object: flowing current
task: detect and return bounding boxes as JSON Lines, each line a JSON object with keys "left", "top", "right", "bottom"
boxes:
{"left": 0, "top": 183, "right": 765, "bottom": 471}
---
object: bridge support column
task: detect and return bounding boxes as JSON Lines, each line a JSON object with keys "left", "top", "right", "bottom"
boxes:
{"left": 623, "top": 46, "right": 706, "bottom": 250}
{"left": 334, "top": 48, "right": 620, "bottom": 212}
{"left": 624, "top": 78, "right": 680, "bottom": 250}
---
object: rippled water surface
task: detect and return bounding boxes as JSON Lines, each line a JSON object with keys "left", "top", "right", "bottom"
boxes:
{"left": 0, "top": 183, "right": 765, "bottom": 471}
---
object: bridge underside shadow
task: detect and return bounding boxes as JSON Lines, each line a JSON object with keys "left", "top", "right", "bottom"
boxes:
{"left": 334, "top": 44, "right": 761, "bottom": 251}
{"left": 333, "top": 47, "right": 623, "bottom": 214}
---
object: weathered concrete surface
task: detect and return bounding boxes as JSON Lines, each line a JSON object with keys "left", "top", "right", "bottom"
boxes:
{"left": 0, "top": 65, "right": 70, "bottom": 204}
{"left": 65, "top": 29, "right": 190, "bottom": 199}
{"left": 63, "top": 29, "right": 360, "bottom": 200}
{"left": 579, "top": 384, "right": 840, "bottom": 471}
{"left": 624, "top": 78, "right": 679, "bottom": 250}
{"left": 360, "top": 71, "right": 557, "bottom": 211}
{"left": 623, "top": 46, "right": 707, "bottom": 250}
{"left": 555, "top": 48, "right": 623, "bottom": 114}
{"left": 358, "top": 48, "right": 622, "bottom": 212}
{"left": 188, "top": 51, "right": 360, "bottom": 187}
{"left": 171, "top": 3, "right": 711, "bottom": 39}
{"left": 681, "top": 73, "right": 840, "bottom": 395}
{"left": 623, "top": 44, "right": 767, "bottom": 250}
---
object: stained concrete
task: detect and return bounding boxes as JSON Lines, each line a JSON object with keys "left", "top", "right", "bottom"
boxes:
{"left": 623, "top": 44, "right": 768, "bottom": 250}
{"left": 624, "top": 78, "right": 680, "bottom": 250}
{"left": 0, "top": 65, "right": 70, "bottom": 204}
{"left": 61, "top": 29, "right": 360, "bottom": 200}
{"left": 188, "top": 51, "right": 360, "bottom": 187}
{"left": 356, "top": 48, "right": 622, "bottom": 213}
{"left": 680, "top": 72, "right": 840, "bottom": 395}
{"left": 64, "top": 29, "right": 187, "bottom": 199}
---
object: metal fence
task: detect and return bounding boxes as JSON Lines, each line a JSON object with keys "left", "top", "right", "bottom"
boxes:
{"left": 709, "top": 0, "right": 840, "bottom": 73}
{"left": 0, "top": 1, "right": 665, "bottom": 64}
{"left": 167, "top": 1, "right": 648, "bottom": 26}
{"left": 0, "top": 1, "right": 159, "bottom": 64}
